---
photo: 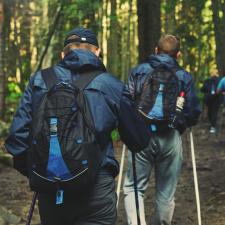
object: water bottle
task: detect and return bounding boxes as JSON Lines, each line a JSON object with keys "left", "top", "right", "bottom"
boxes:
{"left": 169, "top": 91, "right": 185, "bottom": 128}
{"left": 175, "top": 91, "right": 185, "bottom": 112}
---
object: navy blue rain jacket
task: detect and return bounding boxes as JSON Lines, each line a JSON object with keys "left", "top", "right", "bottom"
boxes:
{"left": 5, "top": 49, "right": 150, "bottom": 176}
{"left": 128, "top": 53, "right": 201, "bottom": 132}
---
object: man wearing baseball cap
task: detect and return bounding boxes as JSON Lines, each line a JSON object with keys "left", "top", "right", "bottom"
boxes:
{"left": 5, "top": 27, "right": 150, "bottom": 225}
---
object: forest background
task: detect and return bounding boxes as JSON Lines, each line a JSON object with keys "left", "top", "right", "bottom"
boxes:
{"left": 1, "top": 2, "right": 225, "bottom": 224}
{"left": 0, "top": 0, "right": 225, "bottom": 134}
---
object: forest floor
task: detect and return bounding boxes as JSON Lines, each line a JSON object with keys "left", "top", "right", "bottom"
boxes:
{"left": 1, "top": 121, "right": 225, "bottom": 225}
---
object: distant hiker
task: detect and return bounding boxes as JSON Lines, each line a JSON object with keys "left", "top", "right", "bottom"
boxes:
{"left": 5, "top": 27, "right": 150, "bottom": 225}
{"left": 123, "top": 34, "right": 201, "bottom": 225}
{"left": 201, "top": 68, "right": 221, "bottom": 133}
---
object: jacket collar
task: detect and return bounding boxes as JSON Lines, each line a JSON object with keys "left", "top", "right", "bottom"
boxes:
{"left": 59, "top": 49, "right": 106, "bottom": 72}
{"left": 147, "top": 53, "right": 179, "bottom": 69}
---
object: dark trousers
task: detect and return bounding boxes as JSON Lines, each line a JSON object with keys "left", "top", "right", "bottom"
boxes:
{"left": 206, "top": 96, "right": 221, "bottom": 127}
{"left": 38, "top": 170, "right": 117, "bottom": 225}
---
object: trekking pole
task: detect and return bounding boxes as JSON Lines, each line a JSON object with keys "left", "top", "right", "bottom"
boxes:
{"left": 116, "top": 144, "right": 126, "bottom": 208}
{"left": 26, "top": 192, "right": 38, "bottom": 225}
{"left": 189, "top": 129, "right": 202, "bottom": 225}
{"left": 132, "top": 152, "right": 141, "bottom": 225}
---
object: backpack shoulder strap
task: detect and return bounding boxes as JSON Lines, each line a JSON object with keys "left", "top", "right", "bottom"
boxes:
{"left": 41, "top": 68, "right": 103, "bottom": 90}
{"left": 146, "top": 64, "right": 155, "bottom": 77}
{"left": 75, "top": 70, "right": 103, "bottom": 90}
{"left": 41, "top": 67, "right": 59, "bottom": 90}
{"left": 174, "top": 68, "right": 185, "bottom": 92}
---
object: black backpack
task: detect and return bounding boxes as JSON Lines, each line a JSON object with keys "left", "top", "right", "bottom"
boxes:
{"left": 28, "top": 68, "right": 103, "bottom": 204}
{"left": 137, "top": 65, "right": 180, "bottom": 129}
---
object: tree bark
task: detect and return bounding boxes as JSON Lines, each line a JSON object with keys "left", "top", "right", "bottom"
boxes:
{"left": 123, "top": 0, "right": 132, "bottom": 81}
{"left": 0, "top": 0, "right": 5, "bottom": 118}
{"left": 21, "top": 0, "right": 32, "bottom": 82}
{"left": 13, "top": 7, "right": 24, "bottom": 89}
{"left": 36, "top": 2, "right": 64, "bottom": 72}
{"left": 164, "top": 0, "right": 176, "bottom": 34}
{"left": 107, "top": 0, "right": 119, "bottom": 75}
{"left": 211, "top": 0, "right": 225, "bottom": 75}
{"left": 137, "top": 0, "right": 161, "bottom": 63}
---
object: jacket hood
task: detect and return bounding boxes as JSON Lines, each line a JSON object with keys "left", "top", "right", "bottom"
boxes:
{"left": 59, "top": 49, "right": 106, "bottom": 71}
{"left": 147, "top": 53, "right": 179, "bottom": 69}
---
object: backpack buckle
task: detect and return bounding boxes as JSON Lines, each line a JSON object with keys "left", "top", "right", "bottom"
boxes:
{"left": 50, "top": 118, "right": 58, "bottom": 135}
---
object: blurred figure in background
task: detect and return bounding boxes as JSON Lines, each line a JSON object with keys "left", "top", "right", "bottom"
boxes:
{"left": 201, "top": 68, "right": 221, "bottom": 133}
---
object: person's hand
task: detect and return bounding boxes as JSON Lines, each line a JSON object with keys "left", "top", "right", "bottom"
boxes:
{"left": 169, "top": 111, "right": 186, "bottom": 133}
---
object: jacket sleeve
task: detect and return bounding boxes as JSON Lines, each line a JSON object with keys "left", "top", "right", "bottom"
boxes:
{"left": 118, "top": 86, "right": 150, "bottom": 152}
{"left": 127, "top": 64, "right": 152, "bottom": 100}
{"left": 183, "top": 74, "right": 201, "bottom": 127}
{"left": 5, "top": 76, "right": 34, "bottom": 176}
{"left": 127, "top": 70, "right": 136, "bottom": 98}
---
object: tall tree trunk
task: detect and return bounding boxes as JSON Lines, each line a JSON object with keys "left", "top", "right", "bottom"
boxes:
{"left": 137, "top": 0, "right": 161, "bottom": 63}
{"left": 13, "top": 7, "right": 24, "bottom": 89}
{"left": 12, "top": 0, "right": 32, "bottom": 90}
{"left": 0, "top": 0, "right": 5, "bottom": 117}
{"left": 36, "top": 1, "right": 64, "bottom": 71}
{"left": 164, "top": 0, "right": 176, "bottom": 34}
{"left": 21, "top": 0, "right": 32, "bottom": 82}
{"left": 211, "top": 0, "right": 225, "bottom": 75}
{"left": 107, "top": 0, "right": 119, "bottom": 75}
{"left": 3, "top": 0, "right": 16, "bottom": 80}
{"left": 123, "top": 0, "right": 132, "bottom": 81}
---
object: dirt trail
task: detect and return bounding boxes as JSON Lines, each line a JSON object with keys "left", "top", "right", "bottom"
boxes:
{"left": 1, "top": 123, "right": 225, "bottom": 225}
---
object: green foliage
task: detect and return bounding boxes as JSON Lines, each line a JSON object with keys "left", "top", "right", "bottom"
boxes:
{"left": 1, "top": 0, "right": 224, "bottom": 117}
{"left": 0, "top": 120, "right": 10, "bottom": 138}
{"left": 111, "top": 130, "right": 120, "bottom": 142}
{"left": 6, "top": 82, "right": 22, "bottom": 104}
{"left": 5, "top": 81, "right": 22, "bottom": 121}
{"left": 167, "top": 0, "right": 217, "bottom": 84}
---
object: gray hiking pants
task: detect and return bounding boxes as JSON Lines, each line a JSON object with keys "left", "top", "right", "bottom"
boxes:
{"left": 123, "top": 129, "right": 183, "bottom": 225}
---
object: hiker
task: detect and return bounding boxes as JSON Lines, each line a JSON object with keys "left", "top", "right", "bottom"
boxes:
{"left": 123, "top": 34, "right": 201, "bottom": 225}
{"left": 5, "top": 27, "right": 150, "bottom": 225}
{"left": 201, "top": 68, "right": 221, "bottom": 133}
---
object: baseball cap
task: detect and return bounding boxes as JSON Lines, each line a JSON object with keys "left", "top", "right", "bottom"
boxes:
{"left": 64, "top": 27, "right": 99, "bottom": 48}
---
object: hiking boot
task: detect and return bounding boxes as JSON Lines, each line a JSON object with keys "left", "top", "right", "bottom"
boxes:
{"left": 209, "top": 127, "right": 216, "bottom": 133}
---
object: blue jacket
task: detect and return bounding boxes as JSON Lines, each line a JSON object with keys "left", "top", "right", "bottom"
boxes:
{"left": 217, "top": 77, "right": 225, "bottom": 92}
{"left": 217, "top": 76, "right": 225, "bottom": 104}
{"left": 5, "top": 49, "right": 150, "bottom": 176}
{"left": 128, "top": 53, "right": 201, "bottom": 132}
